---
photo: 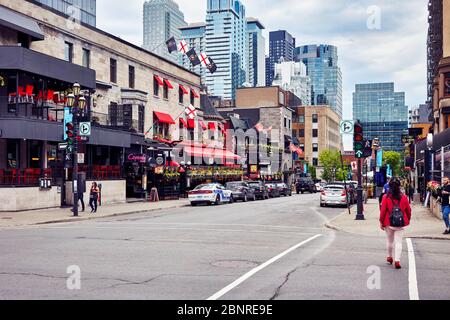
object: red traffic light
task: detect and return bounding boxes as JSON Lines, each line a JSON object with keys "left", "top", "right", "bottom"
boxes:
{"left": 354, "top": 124, "right": 363, "bottom": 134}
{"left": 66, "top": 122, "right": 74, "bottom": 130}
{"left": 354, "top": 134, "right": 364, "bottom": 142}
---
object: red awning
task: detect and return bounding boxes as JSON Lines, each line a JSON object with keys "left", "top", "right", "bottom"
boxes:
{"left": 191, "top": 89, "right": 200, "bottom": 98}
{"left": 164, "top": 79, "right": 174, "bottom": 89}
{"left": 166, "top": 160, "right": 180, "bottom": 167}
{"left": 154, "top": 75, "right": 164, "bottom": 86}
{"left": 187, "top": 119, "right": 195, "bottom": 129}
{"left": 154, "top": 111, "right": 175, "bottom": 124}
{"left": 179, "top": 118, "right": 188, "bottom": 128}
{"left": 208, "top": 122, "right": 216, "bottom": 130}
{"left": 199, "top": 120, "right": 207, "bottom": 130}
{"left": 179, "top": 84, "right": 189, "bottom": 95}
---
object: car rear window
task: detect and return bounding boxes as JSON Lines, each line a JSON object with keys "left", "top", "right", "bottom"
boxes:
{"left": 194, "top": 184, "right": 215, "bottom": 190}
{"left": 325, "top": 185, "right": 345, "bottom": 190}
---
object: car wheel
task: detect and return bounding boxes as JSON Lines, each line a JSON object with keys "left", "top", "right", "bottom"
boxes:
{"left": 301, "top": 191, "right": 304, "bottom": 194}
{"left": 229, "top": 195, "right": 234, "bottom": 203}
{"left": 191, "top": 202, "right": 197, "bottom": 207}
{"left": 214, "top": 195, "right": 220, "bottom": 205}
{"left": 243, "top": 193, "right": 248, "bottom": 202}
{"left": 252, "top": 194, "right": 256, "bottom": 201}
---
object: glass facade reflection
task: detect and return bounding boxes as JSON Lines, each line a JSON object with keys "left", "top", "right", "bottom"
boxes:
{"left": 33, "top": 0, "right": 96, "bottom": 26}
{"left": 353, "top": 82, "right": 408, "bottom": 152}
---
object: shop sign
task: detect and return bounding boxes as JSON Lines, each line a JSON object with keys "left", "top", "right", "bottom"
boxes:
{"left": 127, "top": 154, "right": 147, "bottom": 163}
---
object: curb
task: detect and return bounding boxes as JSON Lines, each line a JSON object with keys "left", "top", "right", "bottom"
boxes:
{"left": 2, "top": 203, "right": 190, "bottom": 228}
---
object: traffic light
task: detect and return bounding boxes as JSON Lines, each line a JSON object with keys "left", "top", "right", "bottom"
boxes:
{"left": 65, "top": 122, "right": 74, "bottom": 146}
{"left": 354, "top": 121, "right": 364, "bottom": 158}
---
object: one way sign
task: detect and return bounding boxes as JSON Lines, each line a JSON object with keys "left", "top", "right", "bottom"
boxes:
{"left": 340, "top": 120, "right": 354, "bottom": 135}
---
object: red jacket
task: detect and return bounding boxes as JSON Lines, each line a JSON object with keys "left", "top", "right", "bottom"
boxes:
{"left": 380, "top": 194, "right": 412, "bottom": 227}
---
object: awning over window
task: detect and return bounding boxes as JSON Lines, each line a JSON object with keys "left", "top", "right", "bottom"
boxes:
{"left": 191, "top": 89, "right": 200, "bottom": 98}
{"left": 187, "top": 119, "right": 195, "bottom": 129}
{"left": 154, "top": 111, "right": 175, "bottom": 125}
{"left": 164, "top": 79, "right": 174, "bottom": 89}
{"left": 208, "top": 122, "right": 216, "bottom": 130}
{"left": 179, "top": 84, "right": 189, "bottom": 95}
{"left": 0, "top": 6, "right": 44, "bottom": 41}
{"left": 199, "top": 120, "right": 207, "bottom": 131}
{"left": 154, "top": 75, "right": 164, "bottom": 86}
{"left": 180, "top": 118, "right": 188, "bottom": 128}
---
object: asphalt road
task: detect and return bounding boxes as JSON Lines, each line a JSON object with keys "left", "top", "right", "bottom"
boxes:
{"left": 0, "top": 193, "right": 449, "bottom": 300}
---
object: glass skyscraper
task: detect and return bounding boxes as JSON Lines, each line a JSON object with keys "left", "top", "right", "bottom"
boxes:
{"left": 143, "top": 0, "right": 187, "bottom": 63}
{"left": 32, "top": 0, "right": 96, "bottom": 26}
{"left": 246, "top": 18, "right": 265, "bottom": 87}
{"left": 205, "top": 0, "right": 247, "bottom": 100}
{"left": 295, "top": 44, "right": 343, "bottom": 117}
{"left": 266, "top": 30, "right": 296, "bottom": 86}
{"left": 353, "top": 82, "right": 408, "bottom": 153}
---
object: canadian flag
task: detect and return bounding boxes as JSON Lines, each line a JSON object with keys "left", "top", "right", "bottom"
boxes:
{"left": 185, "top": 104, "right": 197, "bottom": 119}
{"left": 178, "top": 39, "right": 188, "bottom": 54}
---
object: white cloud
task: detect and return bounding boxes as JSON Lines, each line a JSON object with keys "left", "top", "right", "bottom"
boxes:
{"left": 96, "top": 0, "right": 428, "bottom": 118}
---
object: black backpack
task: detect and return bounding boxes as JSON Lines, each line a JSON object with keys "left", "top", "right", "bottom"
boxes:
{"left": 389, "top": 196, "right": 405, "bottom": 227}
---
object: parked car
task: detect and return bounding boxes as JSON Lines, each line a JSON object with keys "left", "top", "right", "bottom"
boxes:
{"left": 188, "top": 183, "right": 233, "bottom": 206}
{"left": 275, "top": 182, "right": 292, "bottom": 197}
{"left": 225, "top": 181, "right": 256, "bottom": 202}
{"left": 248, "top": 181, "right": 270, "bottom": 200}
{"left": 296, "top": 178, "right": 317, "bottom": 194}
{"left": 320, "top": 184, "right": 348, "bottom": 207}
{"left": 265, "top": 183, "right": 281, "bottom": 198}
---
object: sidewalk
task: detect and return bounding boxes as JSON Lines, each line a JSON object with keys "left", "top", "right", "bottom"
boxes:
{"left": 0, "top": 199, "right": 190, "bottom": 228}
{"left": 325, "top": 199, "right": 449, "bottom": 240}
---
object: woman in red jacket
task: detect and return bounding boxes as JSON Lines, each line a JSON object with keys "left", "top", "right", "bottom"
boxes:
{"left": 379, "top": 179, "right": 412, "bottom": 269}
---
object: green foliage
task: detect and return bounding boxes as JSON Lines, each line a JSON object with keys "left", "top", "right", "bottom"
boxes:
{"left": 382, "top": 151, "right": 403, "bottom": 177}
{"left": 310, "top": 166, "right": 317, "bottom": 180}
{"left": 319, "top": 150, "right": 349, "bottom": 182}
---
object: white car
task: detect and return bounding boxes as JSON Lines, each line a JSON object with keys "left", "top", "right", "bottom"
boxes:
{"left": 320, "top": 184, "right": 348, "bottom": 207}
{"left": 188, "top": 183, "right": 233, "bottom": 206}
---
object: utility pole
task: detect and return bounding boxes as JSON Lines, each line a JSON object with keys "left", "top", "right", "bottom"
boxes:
{"left": 354, "top": 121, "right": 365, "bottom": 220}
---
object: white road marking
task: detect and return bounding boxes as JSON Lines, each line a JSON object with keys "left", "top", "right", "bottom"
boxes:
{"left": 207, "top": 234, "right": 323, "bottom": 300}
{"left": 406, "top": 238, "right": 419, "bottom": 300}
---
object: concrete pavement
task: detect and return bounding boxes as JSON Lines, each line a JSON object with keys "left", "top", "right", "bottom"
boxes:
{"left": 325, "top": 199, "right": 448, "bottom": 240}
{"left": 0, "top": 199, "right": 190, "bottom": 228}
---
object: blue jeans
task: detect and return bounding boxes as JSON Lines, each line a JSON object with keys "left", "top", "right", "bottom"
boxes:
{"left": 443, "top": 205, "right": 450, "bottom": 229}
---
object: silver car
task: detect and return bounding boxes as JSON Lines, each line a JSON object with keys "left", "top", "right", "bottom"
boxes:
{"left": 320, "top": 184, "right": 348, "bottom": 207}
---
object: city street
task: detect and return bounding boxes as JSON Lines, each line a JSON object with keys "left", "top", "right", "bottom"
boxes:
{"left": 0, "top": 193, "right": 449, "bottom": 300}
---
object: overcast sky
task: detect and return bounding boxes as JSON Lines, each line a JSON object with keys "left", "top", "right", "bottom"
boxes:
{"left": 97, "top": 0, "right": 428, "bottom": 120}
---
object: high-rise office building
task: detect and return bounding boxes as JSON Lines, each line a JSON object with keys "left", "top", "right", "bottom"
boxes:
{"left": 143, "top": 0, "right": 187, "bottom": 63}
{"left": 266, "top": 30, "right": 296, "bottom": 86}
{"left": 272, "top": 61, "right": 311, "bottom": 105}
{"left": 295, "top": 44, "right": 343, "bottom": 117}
{"left": 353, "top": 83, "right": 408, "bottom": 152}
{"left": 246, "top": 17, "right": 265, "bottom": 87}
{"left": 205, "top": 0, "right": 247, "bottom": 100}
{"left": 31, "top": 0, "right": 96, "bottom": 26}
{"left": 179, "top": 23, "right": 206, "bottom": 81}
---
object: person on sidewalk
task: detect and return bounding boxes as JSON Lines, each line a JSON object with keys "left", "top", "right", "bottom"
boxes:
{"left": 380, "top": 179, "right": 412, "bottom": 269}
{"left": 78, "top": 192, "right": 85, "bottom": 212}
{"left": 89, "top": 182, "right": 100, "bottom": 213}
{"left": 441, "top": 176, "right": 450, "bottom": 235}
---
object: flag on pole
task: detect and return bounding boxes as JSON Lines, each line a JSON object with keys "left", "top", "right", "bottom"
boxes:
{"left": 205, "top": 56, "right": 217, "bottom": 74}
{"left": 178, "top": 39, "right": 188, "bottom": 54}
{"left": 165, "top": 36, "right": 177, "bottom": 54}
{"left": 185, "top": 104, "right": 197, "bottom": 119}
{"left": 200, "top": 52, "right": 209, "bottom": 67}
{"left": 186, "top": 48, "right": 201, "bottom": 66}
{"left": 254, "top": 122, "right": 264, "bottom": 132}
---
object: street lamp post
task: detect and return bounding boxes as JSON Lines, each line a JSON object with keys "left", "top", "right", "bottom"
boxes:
{"left": 67, "top": 83, "right": 87, "bottom": 217}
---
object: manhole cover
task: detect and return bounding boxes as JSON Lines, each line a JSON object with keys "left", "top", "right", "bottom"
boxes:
{"left": 212, "top": 260, "right": 259, "bottom": 269}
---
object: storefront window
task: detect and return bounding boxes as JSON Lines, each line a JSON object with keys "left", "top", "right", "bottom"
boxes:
{"left": 445, "top": 73, "right": 450, "bottom": 97}
{"left": 46, "top": 143, "right": 59, "bottom": 167}
{"left": 29, "top": 140, "right": 42, "bottom": 168}
{"left": 7, "top": 140, "right": 19, "bottom": 169}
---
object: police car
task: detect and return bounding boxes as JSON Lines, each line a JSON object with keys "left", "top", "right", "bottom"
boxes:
{"left": 188, "top": 183, "right": 234, "bottom": 206}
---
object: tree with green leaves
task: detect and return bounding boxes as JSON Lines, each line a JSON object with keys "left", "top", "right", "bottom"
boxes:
{"left": 382, "top": 151, "right": 403, "bottom": 177}
{"left": 319, "top": 150, "right": 349, "bottom": 182}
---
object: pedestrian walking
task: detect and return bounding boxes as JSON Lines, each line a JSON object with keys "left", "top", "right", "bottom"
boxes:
{"left": 440, "top": 176, "right": 450, "bottom": 235}
{"left": 379, "top": 178, "right": 412, "bottom": 269}
{"left": 89, "top": 182, "right": 100, "bottom": 213}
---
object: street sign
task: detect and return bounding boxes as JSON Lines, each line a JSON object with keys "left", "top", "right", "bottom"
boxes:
{"left": 340, "top": 120, "right": 354, "bottom": 135}
{"left": 79, "top": 122, "right": 91, "bottom": 136}
{"left": 58, "top": 143, "right": 68, "bottom": 150}
{"left": 77, "top": 153, "right": 85, "bottom": 164}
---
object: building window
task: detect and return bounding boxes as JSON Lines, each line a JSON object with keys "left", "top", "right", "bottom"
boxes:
{"left": 312, "top": 114, "right": 318, "bottom": 123}
{"left": 82, "top": 48, "right": 90, "bottom": 68}
{"left": 284, "top": 117, "right": 287, "bottom": 128}
{"left": 153, "top": 77, "right": 159, "bottom": 96}
{"left": 298, "top": 115, "right": 305, "bottom": 123}
{"left": 445, "top": 72, "right": 450, "bottom": 97}
{"left": 312, "top": 129, "right": 318, "bottom": 138}
{"left": 129, "top": 66, "right": 135, "bottom": 89}
{"left": 312, "top": 158, "right": 319, "bottom": 166}
{"left": 288, "top": 119, "right": 291, "bottom": 129}
{"left": 179, "top": 86, "right": 184, "bottom": 104}
{"left": 312, "top": 143, "right": 318, "bottom": 152}
{"left": 110, "top": 58, "right": 117, "bottom": 83}
{"left": 6, "top": 140, "right": 19, "bottom": 169}
{"left": 138, "top": 105, "right": 144, "bottom": 133}
{"left": 153, "top": 122, "right": 169, "bottom": 139}
{"left": 292, "top": 129, "right": 297, "bottom": 137}
{"left": 163, "top": 80, "right": 169, "bottom": 100}
{"left": 190, "top": 91, "right": 195, "bottom": 106}
{"left": 299, "top": 129, "right": 305, "bottom": 137}
{"left": 64, "top": 42, "right": 73, "bottom": 62}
